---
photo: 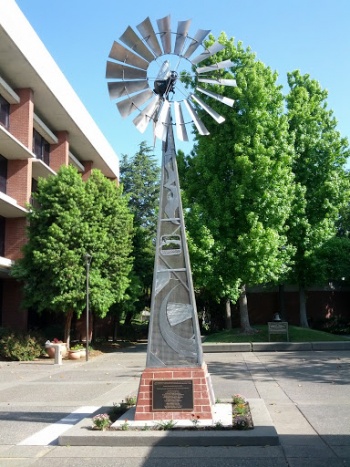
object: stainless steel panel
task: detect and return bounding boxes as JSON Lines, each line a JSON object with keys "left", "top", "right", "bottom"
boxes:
{"left": 157, "top": 15, "right": 172, "bottom": 54}
{"left": 137, "top": 17, "right": 162, "bottom": 58}
{"left": 183, "top": 29, "right": 210, "bottom": 59}
{"left": 108, "top": 41, "right": 150, "bottom": 69}
{"left": 119, "top": 26, "right": 155, "bottom": 62}
{"left": 191, "top": 42, "right": 225, "bottom": 65}
{"left": 116, "top": 88, "right": 153, "bottom": 118}
{"left": 174, "top": 19, "right": 191, "bottom": 55}
{"left": 106, "top": 61, "right": 147, "bottom": 80}
{"left": 196, "top": 86, "right": 234, "bottom": 107}
{"left": 184, "top": 99, "right": 210, "bottom": 135}
{"left": 146, "top": 123, "right": 203, "bottom": 367}
{"left": 167, "top": 303, "right": 193, "bottom": 326}
{"left": 190, "top": 94, "right": 225, "bottom": 124}
{"left": 197, "top": 59, "right": 234, "bottom": 74}
{"left": 108, "top": 80, "right": 149, "bottom": 99}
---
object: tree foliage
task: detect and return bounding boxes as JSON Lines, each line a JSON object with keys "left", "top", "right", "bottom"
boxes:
{"left": 12, "top": 165, "right": 133, "bottom": 342}
{"left": 179, "top": 33, "right": 295, "bottom": 331}
{"left": 119, "top": 142, "right": 160, "bottom": 318}
{"left": 285, "top": 70, "right": 350, "bottom": 326}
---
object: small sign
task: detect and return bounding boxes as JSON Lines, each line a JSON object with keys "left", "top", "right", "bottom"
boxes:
{"left": 268, "top": 322, "right": 288, "bottom": 332}
{"left": 268, "top": 321, "right": 289, "bottom": 341}
{"left": 152, "top": 380, "right": 194, "bottom": 411}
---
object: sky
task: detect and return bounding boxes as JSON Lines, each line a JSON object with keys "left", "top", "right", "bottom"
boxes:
{"left": 15, "top": 0, "right": 350, "bottom": 164}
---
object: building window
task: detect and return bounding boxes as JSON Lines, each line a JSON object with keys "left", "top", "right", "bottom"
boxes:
{"left": 0, "top": 155, "right": 7, "bottom": 194}
{"left": 33, "top": 129, "right": 50, "bottom": 165}
{"left": 0, "top": 95, "right": 10, "bottom": 129}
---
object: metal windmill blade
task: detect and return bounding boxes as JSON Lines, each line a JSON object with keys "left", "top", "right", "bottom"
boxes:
{"left": 106, "top": 61, "right": 147, "bottom": 80}
{"left": 119, "top": 25, "right": 154, "bottom": 62}
{"left": 184, "top": 98, "right": 210, "bottom": 135}
{"left": 198, "top": 78, "right": 237, "bottom": 87}
{"left": 137, "top": 17, "right": 163, "bottom": 57}
{"left": 106, "top": 15, "right": 237, "bottom": 139}
{"left": 190, "top": 94, "right": 225, "bottom": 124}
{"left": 190, "top": 42, "right": 225, "bottom": 65}
{"left": 174, "top": 101, "right": 189, "bottom": 141}
{"left": 117, "top": 88, "right": 153, "bottom": 118}
{"left": 157, "top": 15, "right": 172, "bottom": 54}
{"left": 174, "top": 20, "right": 191, "bottom": 55}
{"left": 182, "top": 29, "right": 211, "bottom": 59}
{"left": 196, "top": 86, "right": 235, "bottom": 107}
{"left": 108, "top": 80, "right": 148, "bottom": 100}
{"left": 196, "top": 59, "right": 235, "bottom": 74}
{"left": 133, "top": 95, "right": 161, "bottom": 133}
{"left": 154, "top": 99, "right": 171, "bottom": 141}
{"left": 108, "top": 41, "right": 150, "bottom": 69}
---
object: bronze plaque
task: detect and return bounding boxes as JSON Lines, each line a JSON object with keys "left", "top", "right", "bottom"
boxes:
{"left": 152, "top": 379, "right": 194, "bottom": 411}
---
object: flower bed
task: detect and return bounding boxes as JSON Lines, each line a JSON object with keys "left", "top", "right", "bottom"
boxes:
{"left": 91, "top": 394, "right": 253, "bottom": 431}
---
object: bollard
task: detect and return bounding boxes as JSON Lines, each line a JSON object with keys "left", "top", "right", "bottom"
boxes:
{"left": 45, "top": 342, "right": 63, "bottom": 365}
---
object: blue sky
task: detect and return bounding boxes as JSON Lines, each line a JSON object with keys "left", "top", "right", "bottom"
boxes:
{"left": 16, "top": 0, "right": 350, "bottom": 163}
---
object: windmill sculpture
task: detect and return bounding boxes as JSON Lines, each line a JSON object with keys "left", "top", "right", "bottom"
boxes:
{"left": 106, "top": 15, "right": 235, "bottom": 422}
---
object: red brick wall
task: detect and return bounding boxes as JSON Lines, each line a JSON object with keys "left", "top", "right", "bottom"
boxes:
{"left": 7, "top": 159, "right": 32, "bottom": 207}
{"left": 50, "top": 131, "right": 69, "bottom": 173}
{"left": 82, "top": 161, "right": 93, "bottom": 181}
{"left": 5, "top": 218, "right": 27, "bottom": 261}
{"left": 9, "top": 88, "right": 34, "bottom": 148}
{"left": 135, "top": 365, "right": 214, "bottom": 421}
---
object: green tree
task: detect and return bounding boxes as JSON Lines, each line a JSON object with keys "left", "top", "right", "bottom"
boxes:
{"left": 285, "top": 70, "right": 350, "bottom": 327}
{"left": 119, "top": 142, "right": 160, "bottom": 322}
{"left": 337, "top": 192, "right": 350, "bottom": 238}
{"left": 316, "top": 236, "right": 350, "bottom": 285}
{"left": 180, "top": 34, "right": 295, "bottom": 332}
{"left": 12, "top": 165, "right": 133, "bottom": 345}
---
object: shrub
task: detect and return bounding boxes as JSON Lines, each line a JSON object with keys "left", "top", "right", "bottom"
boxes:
{"left": 92, "top": 413, "right": 111, "bottom": 431}
{"left": 110, "top": 396, "right": 137, "bottom": 422}
{"left": 0, "top": 328, "right": 43, "bottom": 361}
{"left": 314, "top": 317, "right": 350, "bottom": 335}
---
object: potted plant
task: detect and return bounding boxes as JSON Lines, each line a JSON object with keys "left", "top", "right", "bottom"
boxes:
{"left": 45, "top": 338, "right": 68, "bottom": 358}
{"left": 68, "top": 344, "right": 86, "bottom": 360}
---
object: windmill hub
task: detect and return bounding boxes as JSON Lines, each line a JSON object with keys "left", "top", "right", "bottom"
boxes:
{"left": 154, "top": 70, "right": 178, "bottom": 98}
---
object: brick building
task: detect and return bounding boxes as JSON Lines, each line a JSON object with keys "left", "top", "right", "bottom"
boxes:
{"left": 0, "top": 0, "right": 120, "bottom": 330}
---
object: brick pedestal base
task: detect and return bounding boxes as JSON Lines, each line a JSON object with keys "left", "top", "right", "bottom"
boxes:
{"left": 134, "top": 363, "right": 215, "bottom": 421}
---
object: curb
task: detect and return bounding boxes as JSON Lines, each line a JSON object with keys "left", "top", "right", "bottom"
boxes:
{"left": 58, "top": 399, "right": 279, "bottom": 447}
{"left": 202, "top": 341, "right": 350, "bottom": 352}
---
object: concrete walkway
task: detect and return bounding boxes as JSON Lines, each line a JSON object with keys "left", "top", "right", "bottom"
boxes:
{"left": 0, "top": 344, "right": 349, "bottom": 466}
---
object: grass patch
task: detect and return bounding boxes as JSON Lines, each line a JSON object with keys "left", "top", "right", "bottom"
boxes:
{"left": 203, "top": 325, "right": 350, "bottom": 344}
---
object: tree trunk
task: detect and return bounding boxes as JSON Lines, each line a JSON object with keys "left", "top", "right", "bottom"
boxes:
{"left": 64, "top": 310, "right": 73, "bottom": 348}
{"left": 239, "top": 284, "right": 255, "bottom": 333}
{"left": 225, "top": 299, "right": 232, "bottom": 330}
{"left": 113, "top": 315, "right": 119, "bottom": 342}
{"left": 299, "top": 285, "right": 309, "bottom": 328}
{"left": 124, "top": 311, "right": 133, "bottom": 327}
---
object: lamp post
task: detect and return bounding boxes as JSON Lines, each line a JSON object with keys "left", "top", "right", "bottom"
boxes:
{"left": 84, "top": 253, "right": 92, "bottom": 362}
